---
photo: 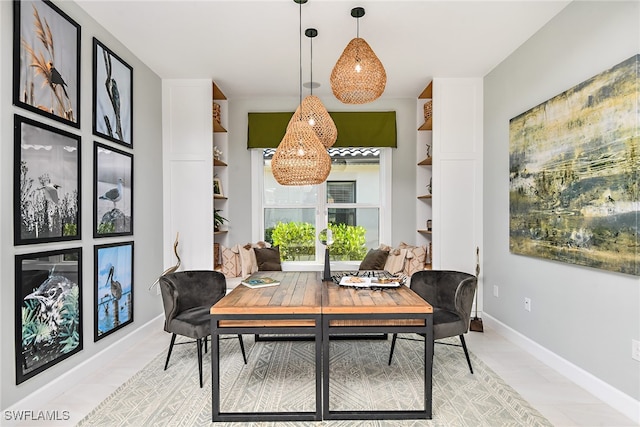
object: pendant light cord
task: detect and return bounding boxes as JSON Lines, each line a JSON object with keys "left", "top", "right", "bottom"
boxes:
{"left": 298, "top": 0, "right": 303, "bottom": 108}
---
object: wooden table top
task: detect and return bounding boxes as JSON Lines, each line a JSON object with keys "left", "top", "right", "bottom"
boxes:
{"left": 211, "top": 271, "right": 322, "bottom": 315}
{"left": 211, "top": 271, "right": 432, "bottom": 317}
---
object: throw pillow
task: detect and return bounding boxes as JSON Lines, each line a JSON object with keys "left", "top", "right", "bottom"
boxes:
{"left": 359, "top": 248, "right": 389, "bottom": 271}
{"left": 384, "top": 247, "right": 408, "bottom": 275}
{"left": 239, "top": 244, "right": 259, "bottom": 278}
{"left": 254, "top": 246, "right": 282, "bottom": 271}
{"left": 398, "top": 242, "right": 427, "bottom": 276}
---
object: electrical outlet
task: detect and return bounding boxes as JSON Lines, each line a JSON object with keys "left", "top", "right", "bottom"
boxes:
{"left": 632, "top": 339, "right": 640, "bottom": 362}
{"left": 524, "top": 297, "right": 531, "bottom": 312}
{"left": 493, "top": 285, "right": 499, "bottom": 298}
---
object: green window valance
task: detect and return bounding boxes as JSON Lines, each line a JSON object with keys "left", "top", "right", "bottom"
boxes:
{"left": 247, "top": 111, "right": 397, "bottom": 148}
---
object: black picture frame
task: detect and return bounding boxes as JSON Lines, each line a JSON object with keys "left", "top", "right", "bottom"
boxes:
{"left": 15, "top": 247, "right": 83, "bottom": 384}
{"left": 14, "top": 114, "right": 81, "bottom": 245}
{"left": 94, "top": 142, "right": 133, "bottom": 237}
{"left": 92, "top": 37, "right": 133, "bottom": 147}
{"left": 94, "top": 241, "right": 134, "bottom": 341}
{"left": 13, "top": 0, "right": 81, "bottom": 128}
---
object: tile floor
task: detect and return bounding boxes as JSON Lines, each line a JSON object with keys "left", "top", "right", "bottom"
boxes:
{"left": 4, "top": 324, "right": 637, "bottom": 427}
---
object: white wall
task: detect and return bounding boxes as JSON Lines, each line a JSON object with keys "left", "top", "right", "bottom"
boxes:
{"left": 484, "top": 0, "right": 639, "bottom": 408}
{"left": 0, "top": 0, "right": 164, "bottom": 409}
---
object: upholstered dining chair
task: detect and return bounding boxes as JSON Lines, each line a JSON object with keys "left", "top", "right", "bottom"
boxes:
{"left": 159, "top": 270, "right": 247, "bottom": 387}
{"left": 388, "top": 270, "right": 477, "bottom": 373}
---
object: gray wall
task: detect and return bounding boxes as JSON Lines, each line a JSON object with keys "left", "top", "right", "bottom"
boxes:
{"left": 0, "top": 0, "right": 164, "bottom": 409}
{"left": 225, "top": 95, "right": 417, "bottom": 248}
{"left": 484, "top": 1, "right": 640, "bottom": 400}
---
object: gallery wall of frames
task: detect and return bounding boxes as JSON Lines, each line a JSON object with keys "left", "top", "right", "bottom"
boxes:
{"left": 12, "top": 0, "right": 135, "bottom": 384}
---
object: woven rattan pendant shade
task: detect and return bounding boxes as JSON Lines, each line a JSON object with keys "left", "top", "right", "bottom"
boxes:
{"left": 331, "top": 37, "right": 386, "bottom": 104}
{"left": 288, "top": 95, "right": 337, "bottom": 148}
{"left": 272, "top": 120, "right": 331, "bottom": 186}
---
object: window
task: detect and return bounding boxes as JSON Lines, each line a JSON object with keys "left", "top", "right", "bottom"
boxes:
{"left": 258, "top": 148, "right": 389, "bottom": 265}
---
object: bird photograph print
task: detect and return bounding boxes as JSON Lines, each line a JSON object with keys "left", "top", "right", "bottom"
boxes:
{"left": 94, "top": 142, "right": 133, "bottom": 237}
{"left": 14, "top": 115, "right": 81, "bottom": 245}
{"left": 94, "top": 242, "right": 133, "bottom": 341}
{"left": 93, "top": 38, "right": 133, "bottom": 147}
{"left": 15, "top": 248, "right": 82, "bottom": 384}
{"left": 13, "top": 0, "right": 81, "bottom": 127}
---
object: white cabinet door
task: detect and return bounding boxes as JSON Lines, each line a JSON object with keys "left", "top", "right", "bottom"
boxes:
{"left": 162, "top": 80, "right": 213, "bottom": 270}
{"left": 432, "top": 78, "right": 483, "bottom": 275}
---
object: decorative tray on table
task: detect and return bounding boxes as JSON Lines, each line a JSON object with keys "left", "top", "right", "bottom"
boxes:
{"left": 332, "top": 271, "right": 405, "bottom": 289}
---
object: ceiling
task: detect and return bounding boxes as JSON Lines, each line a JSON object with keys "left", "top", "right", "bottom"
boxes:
{"left": 75, "top": 0, "right": 571, "bottom": 100}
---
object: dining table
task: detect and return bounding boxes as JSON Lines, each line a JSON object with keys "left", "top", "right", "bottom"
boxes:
{"left": 210, "top": 270, "right": 433, "bottom": 422}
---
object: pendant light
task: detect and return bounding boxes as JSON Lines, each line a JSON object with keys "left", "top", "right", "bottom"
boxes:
{"left": 288, "top": 28, "right": 337, "bottom": 148}
{"left": 330, "top": 7, "right": 386, "bottom": 104}
{"left": 271, "top": 0, "right": 331, "bottom": 186}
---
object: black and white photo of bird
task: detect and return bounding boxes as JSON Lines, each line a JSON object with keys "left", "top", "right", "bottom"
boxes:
{"left": 47, "top": 61, "right": 69, "bottom": 98}
{"left": 37, "top": 183, "right": 61, "bottom": 204}
{"left": 99, "top": 177, "right": 123, "bottom": 209}
{"left": 106, "top": 265, "right": 122, "bottom": 301}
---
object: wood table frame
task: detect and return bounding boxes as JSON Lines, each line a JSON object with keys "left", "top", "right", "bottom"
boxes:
{"left": 210, "top": 271, "right": 433, "bottom": 422}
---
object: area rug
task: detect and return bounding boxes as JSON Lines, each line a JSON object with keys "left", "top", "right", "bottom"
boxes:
{"left": 77, "top": 335, "right": 552, "bottom": 426}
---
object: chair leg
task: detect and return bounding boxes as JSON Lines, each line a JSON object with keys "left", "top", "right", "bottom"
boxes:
{"left": 238, "top": 334, "right": 247, "bottom": 364}
{"left": 164, "top": 333, "right": 177, "bottom": 371}
{"left": 197, "top": 338, "right": 204, "bottom": 388}
{"left": 459, "top": 334, "right": 473, "bottom": 374}
{"left": 204, "top": 336, "right": 208, "bottom": 354}
{"left": 388, "top": 333, "right": 398, "bottom": 365}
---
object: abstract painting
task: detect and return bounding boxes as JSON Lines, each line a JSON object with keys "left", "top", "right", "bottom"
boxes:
{"left": 13, "top": 0, "right": 81, "bottom": 128}
{"left": 92, "top": 37, "right": 133, "bottom": 147}
{"left": 94, "top": 242, "right": 134, "bottom": 341}
{"left": 94, "top": 142, "right": 133, "bottom": 237}
{"left": 15, "top": 247, "right": 82, "bottom": 384}
{"left": 509, "top": 54, "right": 639, "bottom": 276}
{"left": 14, "top": 114, "right": 81, "bottom": 245}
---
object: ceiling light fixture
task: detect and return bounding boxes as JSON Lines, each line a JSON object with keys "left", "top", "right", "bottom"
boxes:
{"left": 271, "top": 0, "right": 331, "bottom": 186}
{"left": 330, "top": 7, "right": 386, "bottom": 104}
{"left": 288, "top": 28, "right": 337, "bottom": 148}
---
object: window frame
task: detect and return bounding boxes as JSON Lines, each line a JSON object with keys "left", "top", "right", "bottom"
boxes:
{"left": 251, "top": 148, "right": 392, "bottom": 271}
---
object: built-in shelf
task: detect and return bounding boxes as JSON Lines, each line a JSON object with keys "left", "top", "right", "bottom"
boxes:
{"left": 418, "top": 82, "right": 433, "bottom": 99}
{"left": 418, "top": 194, "right": 433, "bottom": 200}
{"left": 418, "top": 118, "right": 432, "bottom": 131}
{"left": 213, "top": 121, "right": 227, "bottom": 133}
{"left": 214, "top": 158, "right": 227, "bottom": 167}
{"left": 214, "top": 230, "right": 228, "bottom": 235}
{"left": 214, "top": 195, "right": 228, "bottom": 200}
{"left": 418, "top": 157, "right": 432, "bottom": 166}
{"left": 417, "top": 229, "right": 433, "bottom": 234}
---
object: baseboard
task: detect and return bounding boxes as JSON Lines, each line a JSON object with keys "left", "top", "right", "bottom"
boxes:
{"left": 483, "top": 313, "right": 640, "bottom": 424}
{"left": 5, "top": 314, "right": 164, "bottom": 413}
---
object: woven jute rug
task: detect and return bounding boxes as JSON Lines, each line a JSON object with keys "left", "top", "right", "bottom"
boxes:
{"left": 77, "top": 334, "right": 552, "bottom": 426}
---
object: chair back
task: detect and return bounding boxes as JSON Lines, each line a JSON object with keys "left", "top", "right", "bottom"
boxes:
{"left": 410, "top": 270, "right": 477, "bottom": 332}
{"left": 159, "top": 270, "right": 227, "bottom": 329}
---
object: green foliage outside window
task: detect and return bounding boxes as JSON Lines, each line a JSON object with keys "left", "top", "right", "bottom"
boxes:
{"left": 267, "top": 222, "right": 367, "bottom": 262}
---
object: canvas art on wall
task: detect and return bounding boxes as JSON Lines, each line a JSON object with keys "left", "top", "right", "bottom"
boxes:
{"left": 94, "top": 142, "right": 133, "bottom": 237}
{"left": 94, "top": 242, "right": 134, "bottom": 341}
{"left": 13, "top": 0, "right": 81, "bottom": 128}
{"left": 509, "top": 54, "right": 639, "bottom": 276}
{"left": 14, "top": 114, "right": 81, "bottom": 245}
{"left": 92, "top": 37, "right": 133, "bottom": 147}
{"left": 15, "top": 247, "right": 83, "bottom": 384}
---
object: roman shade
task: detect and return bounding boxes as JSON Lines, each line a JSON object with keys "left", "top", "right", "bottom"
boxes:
{"left": 247, "top": 111, "right": 396, "bottom": 149}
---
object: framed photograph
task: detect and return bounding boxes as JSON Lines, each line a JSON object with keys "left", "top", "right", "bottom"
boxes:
{"left": 13, "top": 0, "right": 81, "bottom": 128}
{"left": 94, "top": 142, "right": 133, "bottom": 237}
{"left": 92, "top": 37, "right": 133, "bottom": 147}
{"left": 94, "top": 241, "right": 134, "bottom": 341}
{"left": 213, "top": 177, "right": 224, "bottom": 196}
{"left": 15, "top": 247, "right": 82, "bottom": 384}
{"left": 14, "top": 114, "right": 81, "bottom": 245}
